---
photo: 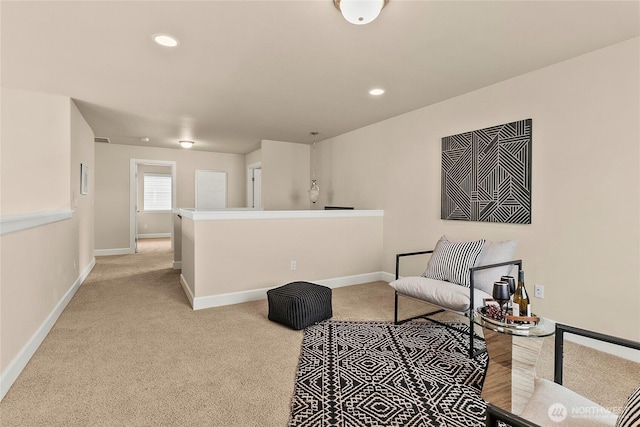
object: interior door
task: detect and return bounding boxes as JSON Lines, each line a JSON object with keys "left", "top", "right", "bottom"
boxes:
{"left": 134, "top": 165, "right": 140, "bottom": 253}
{"left": 252, "top": 167, "right": 262, "bottom": 208}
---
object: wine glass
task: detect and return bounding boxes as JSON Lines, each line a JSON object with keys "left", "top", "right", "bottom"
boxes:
{"left": 501, "top": 275, "right": 516, "bottom": 295}
{"left": 492, "top": 281, "right": 511, "bottom": 317}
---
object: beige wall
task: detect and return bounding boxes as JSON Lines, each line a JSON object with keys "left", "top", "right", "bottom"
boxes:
{"left": 1, "top": 222, "right": 77, "bottom": 372}
{"left": 261, "top": 140, "right": 311, "bottom": 210}
{"left": 315, "top": 38, "right": 640, "bottom": 341}
{"left": 1, "top": 89, "right": 71, "bottom": 214}
{"left": 173, "top": 214, "right": 183, "bottom": 267}
{"left": 94, "top": 143, "right": 246, "bottom": 251}
{"left": 245, "top": 148, "right": 262, "bottom": 167}
{"left": 70, "top": 101, "right": 96, "bottom": 280}
{"left": 180, "top": 217, "right": 195, "bottom": 296}
{"left": 185, "top": 215, "right": 383, "bottom": 298}
{"left": 315, "top": 129, "right": 385, "bottom": 211}
{"left": 0, "top": 92, "right": 95, "bottom": 378}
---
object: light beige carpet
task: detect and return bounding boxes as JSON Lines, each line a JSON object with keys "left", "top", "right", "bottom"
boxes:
{"left": 0, "top": 238, "right": 637, "bottom": 426}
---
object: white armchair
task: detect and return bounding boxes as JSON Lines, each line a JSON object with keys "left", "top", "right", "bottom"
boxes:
{"left": 390, "top": 235, "right": 522, "bottom": 358}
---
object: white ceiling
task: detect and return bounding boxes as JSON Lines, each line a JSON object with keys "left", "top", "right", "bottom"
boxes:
{"left": 2, "top": 1, "right": 639, "bottom": 154}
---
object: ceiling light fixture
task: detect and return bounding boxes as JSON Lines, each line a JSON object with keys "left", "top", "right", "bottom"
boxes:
{"left": 153, "top": 34, "right": 179, "bottom": 47}
{"left": 179, "top": 140, "right": 194, "bottom": 149}
{"left": 333, "top": 0, "right": 389, "bottom": 25}
{"left": 369, "top": 88, "right": 385, "bottom": 96}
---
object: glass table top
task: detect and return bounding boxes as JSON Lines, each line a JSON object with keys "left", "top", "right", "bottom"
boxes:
{"left": 473, "top": 308, "right": 555, "bottom": 337}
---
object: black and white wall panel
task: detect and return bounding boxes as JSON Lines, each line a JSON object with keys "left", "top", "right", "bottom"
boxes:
{"left": 441, "top": 119, "right": 532, "bottom": 224}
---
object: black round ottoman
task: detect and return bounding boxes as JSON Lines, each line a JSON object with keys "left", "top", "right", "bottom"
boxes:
{"left": 267, "top": 281, "right": 332, "bottom": 330}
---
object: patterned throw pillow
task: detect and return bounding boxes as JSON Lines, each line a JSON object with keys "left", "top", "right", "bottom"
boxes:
{"left": 422, "top": 236, "right": 485, "bottom": 288}
{"left": 616, "top": 384, "right": 640, "bottom": 427}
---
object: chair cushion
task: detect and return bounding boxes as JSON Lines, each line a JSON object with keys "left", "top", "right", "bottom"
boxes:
{"left": 422, "top": 236, "right": 485, "bottom": 287}
{"left": 520, "top": 378, "right": 617, "bottom": 426}
{"left": 473, "top": 239, "right": 518, "bottom": 294}
{"left": 389, "top": 276, "right": 492, "bottom": 312}
{"left": 616, "top": 384, "right": 640, "bottom": 427}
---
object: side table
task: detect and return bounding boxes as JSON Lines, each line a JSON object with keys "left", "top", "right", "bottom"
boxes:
{"left": 474, "top": 310, "right": 555, "bottom": 415}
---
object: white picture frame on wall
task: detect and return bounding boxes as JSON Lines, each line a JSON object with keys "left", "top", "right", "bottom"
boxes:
{"left": 80, "top": 163, "right": 89, "bottom": 195}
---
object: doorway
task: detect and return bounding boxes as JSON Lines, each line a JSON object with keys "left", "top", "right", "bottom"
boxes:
{"left": 247, "top": 162, "right": 262, "bottom": 208}
{"left": 129, "top": 159, "right": 177, "bottom": 254}
{"left": 136, "top": 237, "right": 172, "bottom": 254}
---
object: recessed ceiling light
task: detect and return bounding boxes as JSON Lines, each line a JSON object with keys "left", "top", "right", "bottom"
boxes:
{"left": 369, "top": 88, "right": 385, "bottom": 96}
{"left": 179, "top": 140, "right": 194, "bottom": 149}
{"left": 140, "top": 137, "right": 150, "bottom": 142}
{"left": 153, "top": 34, "right": 179, "bottom": 47}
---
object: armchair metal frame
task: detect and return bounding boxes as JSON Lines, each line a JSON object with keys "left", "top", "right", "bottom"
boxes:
{"left": 485, "top": 323, "right": 640, "bottom": 426}
{"left": 553, "top": 323, "right": 640, "bottom": 385}
{"left": 485, "top": 403, "right": 540, "bottom": 427}
{"left": 393, "top": 250, "right": 522, "bottom": 358}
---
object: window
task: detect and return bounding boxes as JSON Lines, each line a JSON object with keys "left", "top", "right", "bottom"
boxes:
{"left": 143, "top": 173, "right": 172, "bottom": 212}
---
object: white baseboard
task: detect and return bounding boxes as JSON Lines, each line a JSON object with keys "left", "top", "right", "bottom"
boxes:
{"left": 179, "top": 274, "right": 195, "bottom": 307}
{"left": 188, "top": 272, "right": 388, "bottom": 311}
{"left": 541, "top": 317, "right": 639, "bottom": 362}
{"left": 314, "top": 272, "right": 386, "bottom": 288}
{"left": 0, "top": 258, "right": 96, "bottom": 402}
{"left": 192, "top": 286, "right": 272, "bottom": 310}
{"left": 173, "top": 261, "right": 181, "bottom": 270}
{"left": 380, "top": 271, "right": 395, "bottom": 283}
{"left": 564, "top": 330, "right": 639, "bottom": 363}
{"left": 94, "top": 248, "right": 132, "bottom": 256}
{"left": 137, "top": 233, "right": 171, "bottom": 239}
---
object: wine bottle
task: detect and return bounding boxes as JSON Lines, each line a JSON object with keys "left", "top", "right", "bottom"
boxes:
{"left": 513, "top": 270, "right": 531, "bottom": 317}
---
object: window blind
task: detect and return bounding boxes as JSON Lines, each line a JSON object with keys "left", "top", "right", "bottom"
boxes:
{"left": 143, "top": 173, "right": 172, "bottom": 212}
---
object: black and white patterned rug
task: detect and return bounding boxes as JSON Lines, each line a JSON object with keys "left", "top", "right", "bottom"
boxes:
{"left": 289, "top": 320, "right": 488, "bottom": 427}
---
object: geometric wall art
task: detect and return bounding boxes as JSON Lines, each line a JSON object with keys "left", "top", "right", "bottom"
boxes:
{"left": 441, "top": 118, "right": 532, "bottom": 224}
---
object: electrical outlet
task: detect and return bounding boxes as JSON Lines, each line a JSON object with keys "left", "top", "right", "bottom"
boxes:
{"left": 534, "top": 284, "right": 544, "bottom": 299}
{"left": 290, "top": 260, "right": 297, "bottom": 271}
